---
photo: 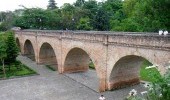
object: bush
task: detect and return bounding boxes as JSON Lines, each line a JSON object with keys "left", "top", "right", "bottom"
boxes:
{"left": 0, "top": 22, "right": 8, "bottom": 31}
{"left": 126, "top": 64, "right": 170, "bottom": 100}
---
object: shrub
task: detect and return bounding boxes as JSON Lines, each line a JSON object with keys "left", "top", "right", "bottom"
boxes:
{"left": 126, "top": 64, "right": 170, "bottom": 100}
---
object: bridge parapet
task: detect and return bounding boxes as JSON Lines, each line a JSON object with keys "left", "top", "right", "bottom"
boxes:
{"left": 37, "top": 31, "right": 62, "bottom": 39}
{"left": 62, "top": 32, "right": 106, "bottom": 43}
{"left": 108, "top": 34, "right": 170, "bottom": 51}
{"left": 15, "top": 30, "right": 107, "bottom": 43}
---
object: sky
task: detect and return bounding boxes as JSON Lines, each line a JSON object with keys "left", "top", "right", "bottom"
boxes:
{"left": 0, "top": 0, "right": 105, "bottom": 11}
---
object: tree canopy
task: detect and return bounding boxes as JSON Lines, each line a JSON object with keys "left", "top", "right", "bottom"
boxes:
{"left": 0, "top": 0, "right": 169, "bottom": 32}
{"left": 47, "top": 0, "right": 57, "bottom": 10}
{"left": 6, "top": 32, "right": 19, "bottom": 64}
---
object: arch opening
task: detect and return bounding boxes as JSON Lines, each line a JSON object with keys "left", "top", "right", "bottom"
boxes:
{"left": 109, "top": 55, "right": 152, "bottom": 90}
{"left": 64, "top": 48, "right": 99, "bottom": 91}
{"left": 39, "top": 43, "right": 58, "bottom": 71}
{"left": 24, "top": 40, "right": 35, "bottom": 61}
{"left": 64, "top": 48, "right": 91, "bottom": 72}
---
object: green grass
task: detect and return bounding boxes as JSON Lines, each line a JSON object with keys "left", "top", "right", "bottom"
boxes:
{"left": 45, "top": 65, "right": 56, "bottom": 71}
{"left": 0, "top": 61, "right": 37, "bottom": 79}
{"left": 140, "top": 60, "right": 161, "bottom": 82}
{"left": 89, "top": 62, "right": 95, "bottom": 69}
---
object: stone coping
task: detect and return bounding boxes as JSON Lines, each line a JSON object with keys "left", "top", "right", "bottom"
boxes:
{"left": 14, "top": 29, "right": 170, "bottom": 37}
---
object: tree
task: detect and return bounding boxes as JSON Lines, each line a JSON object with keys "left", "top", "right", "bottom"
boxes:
{"left": 6, "top": 32, "right": 18, "bottom": 69}
{"left": 14, "top": 8, "right": 62, "bottom": 30}
{"left": 0, "top": 40, "right": 7, "bottom": 78}
{"left": 122, "top": 0, "right": 170, "bottom": 32}
{"left": 74, "top": 0, "right": 85, "bottom": 7}
{"left": 15, "top": 8, "right": 46, "bottom": 29}
{"left": 0, "top": 11, "right": 15, "bottom": 31}
{"left": 77, "top": 17, "right": 92, "bottom": 30}
{"left": 93, "top": 7, "right": 110, "bottom": 31}
{"left": 61, "top": 3, "right": 76, "bottom": 30}
{"left": 46, "top": 9, "right": 62, "bottom": 30}
{"left": 83, "top": 0, "right": 98, "bottom": 20}
{"left": 47, "top": 0, "right": 57, "bottom": 10}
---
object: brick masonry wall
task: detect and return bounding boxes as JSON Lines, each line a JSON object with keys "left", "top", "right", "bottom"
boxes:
{"left": 15, "top": 30, "right": 170, "bottom": 92}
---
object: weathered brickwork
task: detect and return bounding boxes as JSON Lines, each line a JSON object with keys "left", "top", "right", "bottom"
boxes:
{"left": 15, "top": 30, "right": 170, "bottom": 92}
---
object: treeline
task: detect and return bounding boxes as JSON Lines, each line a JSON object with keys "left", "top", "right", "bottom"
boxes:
{"left": 0, "top": 0, "right": 169, "bottom": 32}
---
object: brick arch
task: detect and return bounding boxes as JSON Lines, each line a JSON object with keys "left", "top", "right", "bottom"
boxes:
{"left": 64, "top": 47, "right": 89, "bottom": 72}
{"left": 23, "top": 39, "right": 36, "bottom": 61}
{"left": 62, "top": 45, "right": 107, "bottom": 92}
{"left": 63, "top": 47, "right": 103, "bottom": 91}
{"left": 108, "top": 54, "right": 154, "bottom": 90}
{"left": 39, "top": 42, "right": 58, "bottom": 70}
{"left": 62, "top": 45, "right": 101, "bottom": 74}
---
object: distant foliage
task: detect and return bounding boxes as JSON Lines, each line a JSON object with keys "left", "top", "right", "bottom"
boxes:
{"left": 14, "top": 8, "right": 62, "bottom": 30}
{"left": 0, "top": 11, "right": 15, "bottom": 31}
{"left": 0, "top": 0, "right": 168, "bottom": 32}
{"left": 120, "top": 0, "right": 170, "bottom": 32}
{"left": 93, "top": 7, "right": 110, "bottom": 31}
{"left": 77, "top": 17, "right": 92, "bottom": 30}
{"left": 47, "top": 0, "right": 57, "bottom": 10}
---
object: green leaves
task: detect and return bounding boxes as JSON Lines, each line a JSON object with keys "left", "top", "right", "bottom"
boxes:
{"left": 120, "top": 0, "right": 170, "bottom": 32}
{"left": 77, "top": 17, "right": 92, "bottom": 30}
{"left": 7, "top": 0, "right": 170, "bottom": 32}
{"left": 93, "top": 7, "right": 110, "bottom": 31}
{"left": 14, "top": 8, "right": 62, "bottom": 30}
{"left": 6, "top": 32, "right": 19, "bottom": 64}
{"left": 0, "top": 40, "right": 7, "bottom": 60}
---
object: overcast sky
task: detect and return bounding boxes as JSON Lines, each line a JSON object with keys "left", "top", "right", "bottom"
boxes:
{"left": 0, "top": 0, "right": 105, "bottom": 11}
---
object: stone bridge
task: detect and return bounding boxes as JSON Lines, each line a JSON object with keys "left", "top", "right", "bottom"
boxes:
{"left": 15, "top": 30, "right": 170, "bottom": 92}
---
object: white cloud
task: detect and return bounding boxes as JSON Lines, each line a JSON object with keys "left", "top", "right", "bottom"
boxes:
{"left": 0, "top": 0, "right": 105, "bottom": 11}
{"left": 0, "top": 0, "right": 48, "bottom": 11}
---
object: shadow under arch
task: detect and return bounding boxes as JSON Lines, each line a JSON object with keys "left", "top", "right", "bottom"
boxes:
{"left": 24, "top": 39, "right": 35, "bottom": 61}
{"left": 64, "top": 47, "right": 91, "bottom": 72}
{"left": 39, "top": 42, "right": 58, "bottom": 71}
{"left": 16, "top": 38, "right": 20, "bottom": 51}
{"left": 109, "top": 55, "right": 152, "bottom": 90}
{"left": 63, "top": 47, "right": 99, "bottom": 91}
